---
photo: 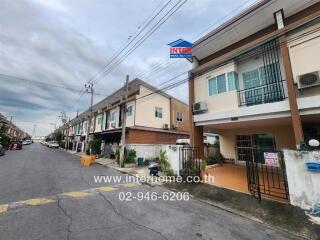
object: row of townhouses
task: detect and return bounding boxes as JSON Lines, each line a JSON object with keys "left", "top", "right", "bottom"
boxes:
{"left": 58, "top": 79, "right": 190, "bottom": 158}
{"left": 0, "top": 113, "right": 28, "bottom": 140}
{"left": 53, "top": 0, "right": 320, "bottom": 203}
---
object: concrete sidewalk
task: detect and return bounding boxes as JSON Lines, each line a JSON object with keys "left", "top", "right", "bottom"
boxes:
{"left": 165, "top": 182, "right": 320, "bottom": 240}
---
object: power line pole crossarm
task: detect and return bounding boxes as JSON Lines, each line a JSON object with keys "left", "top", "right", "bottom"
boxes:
{"left": 120, "top": 75, "right": 129, "bottom": 167}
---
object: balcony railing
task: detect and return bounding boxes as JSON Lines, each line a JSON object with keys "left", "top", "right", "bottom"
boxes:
{"left": 238, "top": 80, "right": 287, "bottom": 107}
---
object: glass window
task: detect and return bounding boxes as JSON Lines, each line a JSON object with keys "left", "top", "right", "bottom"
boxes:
{"left": 97, "top": 116, "right": 102, "bottom": 125}
{"left": 243, "top": 69, "right": 260, "bottom": 89}
{"left": 110, "top": 112, "right": 116, "bottom": 121}
{"left": 208, "top": 77, "right": 217, "bottom": 96}
{"left": 176, "top": 112, "right": 183, "bottom": 122}
{"left": 127, "top": 106, "right": 133, "bottom": 117}
{"left": 227, "top": 71, "right": 239, "bottom": 91}
{"left": 155, "top": 107, "right": 163, "bottom": 118}
{"left": 217, "top": 74, "right": 226, "bottom": 93}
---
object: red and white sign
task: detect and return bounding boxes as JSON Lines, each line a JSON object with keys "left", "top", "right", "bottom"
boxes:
{"left": 264, "top": 152, "right": 279, "bottom": 167}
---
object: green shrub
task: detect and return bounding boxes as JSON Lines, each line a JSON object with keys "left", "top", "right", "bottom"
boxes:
{"left": 89, "top": 139, "right": 101, "bottom": 155}
{"left": 115, "top": 148, "right": 120, "bottom": 162}
{"left": 207, "top": 152, "right": 224, "bottom": 165}
{"left": 59, "top": 141, "right": 66, "bottom": 149}
{"left": 159, "top": 149, "right": 174, "bottom": 176}
{"left": 125, "top": 148, "right": 136, "bottom": 163}
{"left": 0, "top": 125, "right": 11, "bottom": 148}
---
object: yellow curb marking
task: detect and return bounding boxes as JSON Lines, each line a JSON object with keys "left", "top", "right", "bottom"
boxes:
{"left": 19, "top": 198, "right": 55, "bottom": 206}
{"left": 0, "top": 204, "right": 8, "bottom": 214}
{"left": 97, "top": 186, "right": 117, "bottom": 192}
{"left": 62, "top": 191, "right": 90, "bottom": 198}
{"left": 119, "top": 183, "right": 138, "bottom": 188}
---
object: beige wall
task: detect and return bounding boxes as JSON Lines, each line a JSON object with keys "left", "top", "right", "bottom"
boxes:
{"left": 135, "top": 85, "right": 170, "bottom": 128}
{"left": 288, "top": 23, "right": 320, "bottom": 98}
{"left": 215, "top": 124, "right": 296, "bottom": 160}
{"left": 194, "top": 62, "right": 239, "bottom": 114}
{"left": 170, "top": 98, "right": 190, "bottom": 132}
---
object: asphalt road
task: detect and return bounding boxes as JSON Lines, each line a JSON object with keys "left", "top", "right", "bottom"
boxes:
{"left": 0, "top": 143, "right": 298, "bottom": 240}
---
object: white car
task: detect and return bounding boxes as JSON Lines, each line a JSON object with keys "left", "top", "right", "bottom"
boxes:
{"left": 48, "top": 141, "right": 59, "bottom": 148}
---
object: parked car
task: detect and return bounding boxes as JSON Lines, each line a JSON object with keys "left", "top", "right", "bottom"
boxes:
{"left": 9, "top": 141, "right": 23, "bottom": 150}
{"left": 48, "top": 141, "right": 59, "bottom": 148}
{"left": 22, "top": 140, "right": 32, "bottom": 145}
{"left": 0, "top": 144, "right": 5, "bottom": 156}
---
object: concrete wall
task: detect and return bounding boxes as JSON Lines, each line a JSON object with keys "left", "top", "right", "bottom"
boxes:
{"left": 283, "top": 150, "right": 320, "bottom": 210}
{"left": 215, "top": 124, "right": 296, "bottom": 160}
{"left": 135, "top": 85, "right": 170, "bottom": 128}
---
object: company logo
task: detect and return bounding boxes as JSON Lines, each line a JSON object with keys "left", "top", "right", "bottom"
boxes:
{"left": 168, "top": 39, "right": 192, "bottom": 59}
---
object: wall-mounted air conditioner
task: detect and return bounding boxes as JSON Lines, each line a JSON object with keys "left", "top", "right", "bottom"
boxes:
{"left": 163, "top": 123, "right": 169, "bottom": 130}
{"left": 193, "top": 101, "right": 208, "bottom": 114}
{"left": 297, "top": 71, "right": 320, "bottom": 89}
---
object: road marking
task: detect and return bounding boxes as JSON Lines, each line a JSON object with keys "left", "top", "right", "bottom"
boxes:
{"left": 19, "top": 198, "right": 55, "bottom": 206}
{"left": 119, "top": 183, "right": 139, "bottom": 188}
{"left": 97, "top": 186, "right": 117, "bottom": 192}
{"left": 62, "top": 191, "right": 90, "bottom": 198}
{"left": 0, "top": 183, "right": 140, "bottom": 215}
{"left": 0, "top": 204, "right": 8, "bottom": 214}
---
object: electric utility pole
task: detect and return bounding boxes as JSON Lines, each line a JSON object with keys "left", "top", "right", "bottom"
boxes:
{"left": 120, "top": 75, "right": 129, "bottom": 167}
{"left": 32, "top": 124, "right": 36, "bottom": 139}
{"left": 85, "top": 82, "right": 94, "bottom": 154}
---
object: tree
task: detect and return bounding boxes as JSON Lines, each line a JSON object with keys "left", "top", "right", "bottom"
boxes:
{"left": 0, "top": 124, "right": 11, "bottom": 148}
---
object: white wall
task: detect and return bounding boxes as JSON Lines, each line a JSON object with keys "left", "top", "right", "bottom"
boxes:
{"left": 126, "top": 144, "right": 163, "bottom": 160}
{"left": 283, "top": 150, "right": 320, "bottom": 210}
{"left": 126, "top": 144, "right": 182, "bottom": 175}
{"left": 163, "top": 145, "right": 182, "bottom": 176}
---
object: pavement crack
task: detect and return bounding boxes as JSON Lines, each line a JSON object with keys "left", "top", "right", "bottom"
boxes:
{"left": 56, "top": 197, "right": 72, "bottom": 240}
{"left": 98, "top": 192, "right": 169, "bottom": 240}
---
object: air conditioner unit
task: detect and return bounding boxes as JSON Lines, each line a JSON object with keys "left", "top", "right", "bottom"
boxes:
{"left": 193, "top": 101, "right": 208, "bottom": 114}
{"left": 297, "top": 71, "right": 320, "bottom": 89}
{"left": 163, "top": 123, "right": 169, "bottom": 130}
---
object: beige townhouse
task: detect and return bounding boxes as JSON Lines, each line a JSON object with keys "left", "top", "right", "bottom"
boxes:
{"left": 188, "top": 0, "right": 320, "bottom": 200}
{"left": 65, "top": 79, "right": 189, "bottom": 159}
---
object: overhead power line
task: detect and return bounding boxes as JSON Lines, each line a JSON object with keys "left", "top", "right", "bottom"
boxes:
{"left": 67, "top": 0, "right": 185, "bottom": 111}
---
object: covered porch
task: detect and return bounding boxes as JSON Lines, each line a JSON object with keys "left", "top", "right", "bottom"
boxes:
{"left": 199, "top": 117, "right": 295, "bottom": 202}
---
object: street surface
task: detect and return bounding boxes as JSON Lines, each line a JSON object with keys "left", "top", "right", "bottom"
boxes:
{"left": 0, "top": 143, "right": 298, "bottom": 240}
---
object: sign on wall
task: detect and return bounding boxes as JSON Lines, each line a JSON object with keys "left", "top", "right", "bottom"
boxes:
{"left": 264, "top": 152, "right": 279, "bottom": 167}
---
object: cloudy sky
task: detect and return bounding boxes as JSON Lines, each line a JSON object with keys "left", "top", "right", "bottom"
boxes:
{"left": 0, "top": 0, "right": 257, "bottom": 136}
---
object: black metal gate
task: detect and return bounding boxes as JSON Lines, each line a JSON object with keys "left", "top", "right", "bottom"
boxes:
{"left": 246, "top": 150, "right": 289, "bottom": 201}
{"left": 179, "top": 147, "right": 201, "bottom": 178}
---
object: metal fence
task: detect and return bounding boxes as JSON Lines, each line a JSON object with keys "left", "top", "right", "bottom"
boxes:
{"left": 238, "top": 80, "right": 287, "bottom": 107}
{"left": 179, "top": 147, "right": 201, "bottom": 178}
{"left": 246, "top": 150, "right": 289, "bottom": 201}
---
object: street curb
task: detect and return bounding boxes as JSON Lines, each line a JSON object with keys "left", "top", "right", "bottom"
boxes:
{"left": 94, "top": 161, "right": 162, "bottom": 188}
{"left": 165, "top": 186, "right": 310, "bottom": 240}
